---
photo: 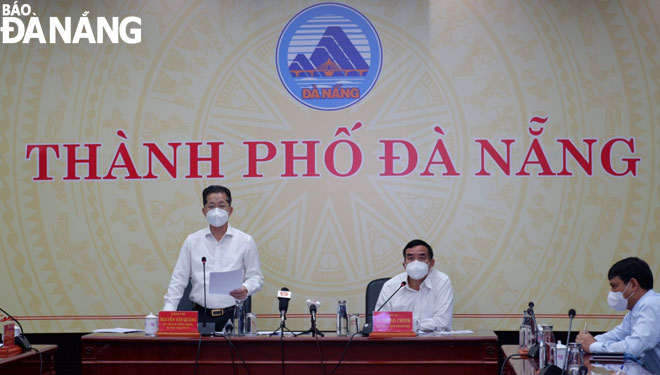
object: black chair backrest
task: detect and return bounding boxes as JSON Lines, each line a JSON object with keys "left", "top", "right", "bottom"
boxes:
{"left": 176, "top": 277, "right": 252, "bottom": 313}
{"left": 364, "top": 277, "right": 390, "bottom": 325}
{"left": 176, "top": 278, "right": 194, "bottom": 311}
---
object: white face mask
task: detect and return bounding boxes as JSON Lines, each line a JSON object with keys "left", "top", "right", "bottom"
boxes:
{"left": 406, "top": 260, "right": 429, "bottom": 280}
{"left": 206, "top": 208, "right": 229, "bottom": 228}
{"left": 607, "top": 282, "right": 630, "bottom": 311}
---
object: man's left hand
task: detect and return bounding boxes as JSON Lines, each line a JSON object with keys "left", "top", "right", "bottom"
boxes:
{"left": 229, "top": 286, "right": 248, "bottom": 300}
{"left": 576, "top": 332, "right": 596, "bottom": 352}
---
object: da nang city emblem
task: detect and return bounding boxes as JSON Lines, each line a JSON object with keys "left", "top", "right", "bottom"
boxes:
{"left": 276, "top": 2, "right": 382, "bottom": 111}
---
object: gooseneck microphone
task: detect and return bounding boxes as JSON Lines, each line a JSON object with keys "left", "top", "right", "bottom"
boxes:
{"left": 198, "top": 256, "right": 214, "bottom": 336}
{"left": 376, "top": 281, "right": 407, "bottom": 311}
{"left": 0, "top": 307, "right": 31, "bottom": 350}
{"left": 527, "top": 302, "right": 540, "bottom": 358}
{"left": 539, "top": 308, "right": 577, "bottom": 375}
{"left": 562, "top": 309, "right": 577, "bottom": 374}
{"left": 361, "top": 281, "right": 407, "bottom": 336}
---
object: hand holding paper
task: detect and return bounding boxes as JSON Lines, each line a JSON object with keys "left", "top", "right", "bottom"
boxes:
{"left": 230, "top": 286, "right": 248, "bottom": 300}
{"left": 209, "top": 269, "right": 244, "bottom": 295}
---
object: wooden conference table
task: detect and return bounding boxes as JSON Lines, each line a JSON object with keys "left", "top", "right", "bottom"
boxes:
{"left": 0, "top": 344, "right": 58, "bottom": 375}
{"left": 81, "top": 331, "right": 498, "bottom": 375}
{"left": 501, "top": 345, "right": 654, "bottom": 375}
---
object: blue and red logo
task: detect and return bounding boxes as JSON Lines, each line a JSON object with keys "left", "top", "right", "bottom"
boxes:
{"left": 276, "top": 3, "right": 382, "bottom": 111}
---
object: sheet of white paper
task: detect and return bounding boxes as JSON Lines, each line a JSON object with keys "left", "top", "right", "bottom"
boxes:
{"left": 92, "top": 328, "right": 142, "bottom": 333}
{"left": 432, "top": 329, "right": 474, "bottom": 336}
{"left": 209, "top": 269, "right": 244, "bottom": 294}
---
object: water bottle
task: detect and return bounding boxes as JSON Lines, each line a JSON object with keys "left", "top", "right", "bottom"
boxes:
{"left": 336, "top": 300, "right": 348, "bottom": 336}
{"left": 233, "top": 300, "right": 246, "bottom": 336}
{"left": 541, "top": 324, "right": 555, "bottom": 366}
{"left": 245, "top": 312, "right": 257, "bottom": 336}
{"left": 539, "top": 329, "right": 546, "bottom": 366}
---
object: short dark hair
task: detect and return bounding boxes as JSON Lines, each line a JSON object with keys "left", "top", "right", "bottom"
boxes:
{"left": 202, "top": 185, "right": 232, "bottom": 206}
{"left": 608, "top": 257, "right": 653, "bottom": 290}
{"left": 402, "top": 239, "right": 434, "bottom": 260}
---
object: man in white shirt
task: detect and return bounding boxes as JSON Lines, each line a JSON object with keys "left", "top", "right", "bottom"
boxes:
{"left": 163, "top": 185, "right": 264, "bottom": 330}
{"left": 577, "top": 257, "right": 660, "bottom": 374}
{"left": 376, "top": 239, "right": 454, "bottom": 332}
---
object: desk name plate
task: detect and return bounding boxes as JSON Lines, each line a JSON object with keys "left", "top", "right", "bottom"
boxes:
{"left": 157, "top": 311, "right": 198, "bottom": 337}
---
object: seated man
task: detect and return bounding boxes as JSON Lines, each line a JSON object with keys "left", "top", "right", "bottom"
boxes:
{"left": 577, "top": 257, "right": 660, "bottom": 374}
{"left": 375, "top": 239, "right": 454, "bottom": 331}
{"left": 162, "top": 185, "right": 264, "bottom": 330}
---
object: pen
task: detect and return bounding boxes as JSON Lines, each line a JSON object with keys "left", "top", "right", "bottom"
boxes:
{"left": 615, "top": 363, "right": 624, "bottom": 375}
{"left": 583, "top": 322, "right": 588, "bottom": 334}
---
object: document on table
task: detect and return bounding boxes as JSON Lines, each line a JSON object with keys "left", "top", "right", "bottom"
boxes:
{"left": 433, "top": 330, "right": 474, "bottom": 336}
{"left": 209, "top": 269, "right": 244, "bottom": 294}
{"left": 92, "top": 328, "right": 142, "bottom": 333}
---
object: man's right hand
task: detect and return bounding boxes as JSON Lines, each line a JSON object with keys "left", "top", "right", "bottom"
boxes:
{"left": 576, "top": 332, "right": 595, "bottom": 352}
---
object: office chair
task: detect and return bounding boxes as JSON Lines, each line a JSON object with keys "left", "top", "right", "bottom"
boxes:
{"left": 364, "top": 277, "right": 390, "bottom": 326}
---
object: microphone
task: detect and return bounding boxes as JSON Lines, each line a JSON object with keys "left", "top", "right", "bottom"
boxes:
{"left": 277, "top": 287, "right": 291, "bottom": 322}
{"left": 305, "top": 299, "right": 322, "bottom": 337}
{"left": 527, "top": 302, "right": 540, "bottom": 359}
{"left": 539, "top": 308, "right": 577, "bottom": 375}
{"left": 0, "top": 307, "right": 31, "bottom": 350}
{"left": 376, "top": 281, "right": 406, "bottom": 311}
{"left": 198, "top": 256, "right": 214, "bottom": 336}
{"left": 270, "top": 287, "right": 292, "bottom": 337}
{"left": 361, "top": 281, "right": 407, "bottom": 336}
{"left": 306, "top": 299, "right": 320, "bottom": 322}
{"left": 562, "top": 309, "right": 577, "bottom": 374}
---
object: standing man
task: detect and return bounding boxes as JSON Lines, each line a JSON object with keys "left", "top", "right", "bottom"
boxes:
{"left": 163, "top": 185, "right": 264, "bottom": 330}
{"left": 576, "top": 257, "right": 660, "bottom": 374}
{"left": 376, "top": 239, "right": 454, "bottom": 332}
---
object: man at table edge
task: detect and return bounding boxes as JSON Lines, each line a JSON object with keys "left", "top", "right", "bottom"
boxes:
{"left": 577, "top": 257, "right": 660, "bottom": 375}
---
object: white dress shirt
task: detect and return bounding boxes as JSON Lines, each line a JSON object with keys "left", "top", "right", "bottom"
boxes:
{"left": 162, "top": 224, "right": 264, "bottom": 311}
{"left": 590, "top": 290, "right": 660, "bottom": 374}
{"left": 376, "top": 269, "right": 454, "bottom": 331}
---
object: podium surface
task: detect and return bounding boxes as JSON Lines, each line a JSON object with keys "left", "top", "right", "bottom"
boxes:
{"left": 0, "top": 344, "right": 57, "bottom": 375}
{"left": 82, "top": 331, "right": 498, "bottom": 375}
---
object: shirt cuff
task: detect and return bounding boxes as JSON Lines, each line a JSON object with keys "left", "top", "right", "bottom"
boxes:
{"left": 589, "top": 341, "right": 605, "bottom": 353}
{"left": 162, "top": 302, "right": 177, "bottom": 311}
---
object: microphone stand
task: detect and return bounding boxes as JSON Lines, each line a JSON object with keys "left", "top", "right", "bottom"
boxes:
{"left": 527, "top": 302, "right": 540, "bottom": 359}
{"left": 538, "top": 309, "right": 576, "bottom": 375}
{"left": 269, "top": 310, "right": 297, "bottom": 337}
{"left": 198, "top": 258, "right": 214, "bottom": 336}
{"left": 362, "top": 281, "right": 406, "bottom": 336}
{"left": 561, "top": 309, "right": 577, "bottom": 374}
{"left": 299, "top": 308, "right": 324, "bottom": 337}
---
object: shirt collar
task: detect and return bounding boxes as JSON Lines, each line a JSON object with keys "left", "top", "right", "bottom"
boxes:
{"left": 404, "top": 270, "right": 434, "bottom": 290}
{"left": 203, "top": 224, "right": 235, "bottom": 240}
{"left": 422, "top": 270, "right": 434, "bottom": 289}
{"left": 631, "top": 289, "right": 654, "bottom": 314}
